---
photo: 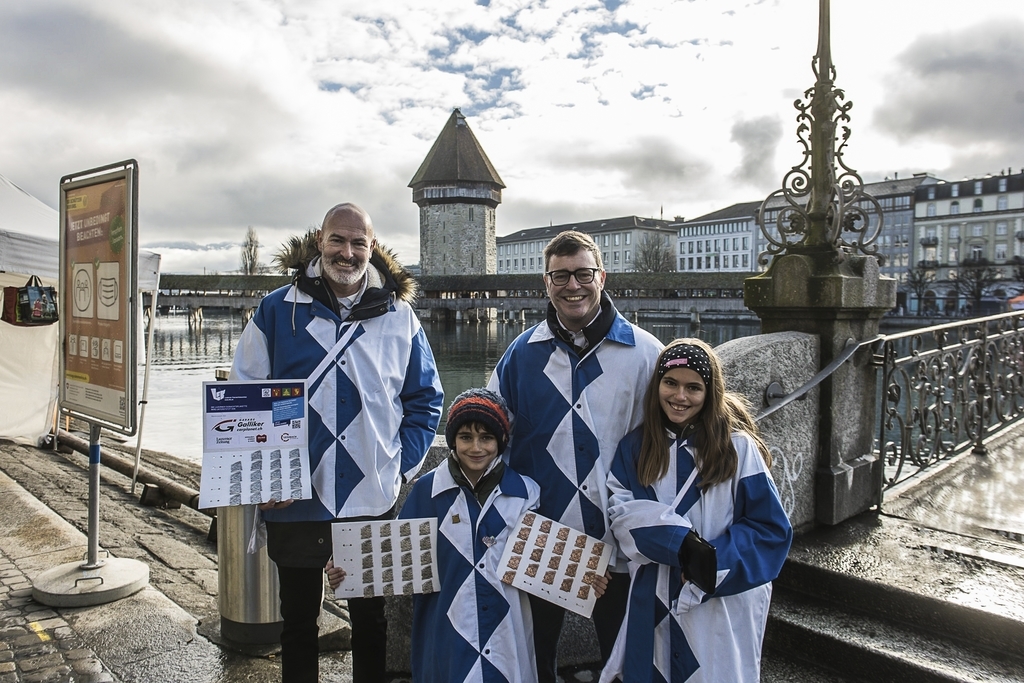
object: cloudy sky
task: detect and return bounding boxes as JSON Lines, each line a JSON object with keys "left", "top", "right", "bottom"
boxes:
{"left": 2, "top": 0, "right": 1023, "bottom": 273}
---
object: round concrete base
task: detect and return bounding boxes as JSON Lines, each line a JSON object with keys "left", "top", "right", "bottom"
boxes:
{"left": 31, "top": 558, "right": 150, "bottom": 607}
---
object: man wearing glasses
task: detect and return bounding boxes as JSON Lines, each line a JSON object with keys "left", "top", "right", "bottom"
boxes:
{"left": 488, "top": 230, "right": 663, "bottom": 682}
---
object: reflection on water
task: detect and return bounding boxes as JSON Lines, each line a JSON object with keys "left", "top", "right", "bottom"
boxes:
{"left": 127, "top": 311, "right": 759, "bottom": 462}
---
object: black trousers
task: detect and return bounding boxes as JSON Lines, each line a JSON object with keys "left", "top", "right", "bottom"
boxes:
{"left": 267, "top": 510, "right": 394, "bottom": 683}
{"left": 276, "top": 565, "right": 387, "bottom": 683}
{"left": 530, "top": 570, "right": 630, "bottom": 683}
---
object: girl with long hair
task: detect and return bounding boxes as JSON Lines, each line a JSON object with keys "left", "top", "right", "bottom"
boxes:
{"left": 600, "top": 338, "right": 793, "bottom": 683}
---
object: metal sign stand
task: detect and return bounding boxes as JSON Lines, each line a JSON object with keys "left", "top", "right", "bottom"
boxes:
{"left": 32, "top": 160, "right": 150, "bottom": 607}
{"left": 32, "top": 423, "right": 149, "bottom": 606}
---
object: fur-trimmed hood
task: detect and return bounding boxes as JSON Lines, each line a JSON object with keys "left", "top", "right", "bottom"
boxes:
{"left": 274, "top": 229, "right": 418, "bottom": 304}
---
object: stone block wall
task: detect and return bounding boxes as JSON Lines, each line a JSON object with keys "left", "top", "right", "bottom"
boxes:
{"left": 419, "top": 203, "right": 496, "bottom": 276}
{"left": 717, "top": 331, "right": 820, "bottom": 531}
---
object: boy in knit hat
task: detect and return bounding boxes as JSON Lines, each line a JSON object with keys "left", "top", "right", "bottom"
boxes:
{"left": 329, "top": 389, "right": 540, "bottom": 682}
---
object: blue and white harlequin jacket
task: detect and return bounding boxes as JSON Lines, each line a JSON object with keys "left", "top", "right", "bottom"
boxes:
{"left": 600, "top": 429, "right": 793, "bottom": 683}
{"left": 401, "top": 461, "right": 540, "bottom": 683}
{"left": 487, "top": 303, "right": 662, "bottom": 570}
{"left": 230, "top": 246, "right": 443, "bottom": 522}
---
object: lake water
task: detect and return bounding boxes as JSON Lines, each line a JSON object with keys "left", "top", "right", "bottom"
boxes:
{"left": 124, "top": 310, "right": 759, "bottom": 462}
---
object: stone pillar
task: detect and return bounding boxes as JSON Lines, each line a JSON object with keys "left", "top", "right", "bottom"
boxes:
{"left": 745, "top": 250, "right": 896, "bottom": 525}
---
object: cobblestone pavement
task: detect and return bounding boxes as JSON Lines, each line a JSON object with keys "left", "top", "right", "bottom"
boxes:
{"left": 0, "top": 547, "right": 114, "bottom": 683}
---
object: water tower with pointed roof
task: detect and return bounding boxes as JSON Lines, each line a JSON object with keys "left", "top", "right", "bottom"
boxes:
{"left": 409, "top": 108, "right": 505, "bottom": 276}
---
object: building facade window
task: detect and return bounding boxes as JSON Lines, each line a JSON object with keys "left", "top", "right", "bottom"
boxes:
{"left": 972, "top": 224, "right": 983, "bottom": 237}
{"left": 998, "top": 196, "right": 1008, "bottom": 210}
{"left": 951, "top": 201, "right": 960, "bottom": 215}
{"left": 999, "top": 178, "right": 1008, "bottom": 192}
{"left": 974, "top": 181, "right": 983, "bottom": 195}
{"left": 950, "top": 225, "right": 959, "bottom": 239}
{"left": 971, "top": 245, "right": 984, "bottom": 260}
{"left": 614, "top": 234, "right": 620, "bottom": 246}
{"left": 951, "top": 184, "right": 960, "bottom": 197}
{"left": 997, "top": 222, "right": 1008, "bottom": 235}
{"left": 973, "top": 199, "right": 983, "bottom": 213}
{"left": 625, "top": 250, "right": 631, "bottom": 262}
{"left": 927, "top": 203, "right": 936, "bottom": 217}
{"left": 625, "top": 233, "right": 631, "bottom": 245}
{"left": 996, "top": 243, "right": 1007, "bottom": 260}
{"left": 927, "top": 187, "right": 936, "bottom": 200}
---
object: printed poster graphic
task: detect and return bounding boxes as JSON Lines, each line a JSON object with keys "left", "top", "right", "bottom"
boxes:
{"left": 496, "top": 512, "right": 612, "bottom": 618}
{"left": 198, "top": 380, "right": 312, "bottom": 509}
{"left": 72, "top": 263, "right": 94, "bottom": 319}
{"left": 331, "top": 519, "right": 438, "bottom": 599}
{"left": 96, "top": 261, "right": 120, "bottom": 320}
{"left": 61, "top": 172, "right": 132, "bottom": 428}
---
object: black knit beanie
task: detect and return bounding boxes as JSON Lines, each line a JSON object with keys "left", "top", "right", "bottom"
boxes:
{"left": 445, "top": 388, "right": 512, "bottom": 455}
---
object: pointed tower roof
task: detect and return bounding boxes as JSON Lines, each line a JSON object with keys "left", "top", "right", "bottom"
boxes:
{"left": 409, "top": 109, "right": 505, "bottom": 188}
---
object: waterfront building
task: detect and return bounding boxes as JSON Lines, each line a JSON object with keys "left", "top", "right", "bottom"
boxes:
{"left": 674, "top": 201, "right": 760, "bottom": 274}
{"left": 496, "top": 215, "right": 677, "bottom": 274}
{"left": 913, "top": 169, "right": 1024, "bottom": 313}
{"left": 410, "top": 108, "right": 505, "bottom": 276}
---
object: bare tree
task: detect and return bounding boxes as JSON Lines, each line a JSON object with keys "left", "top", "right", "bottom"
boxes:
{"left": 952, "top": 257, "right": 1002, "bottom": 313}
{"left": 905, "top": 265, "right": 935, "bottom": 315}
{"left": 632, "top": 234, "right": 676, "bottom": 273}
{"left": 240, "top": 226, "right": 266, "bottom": 275}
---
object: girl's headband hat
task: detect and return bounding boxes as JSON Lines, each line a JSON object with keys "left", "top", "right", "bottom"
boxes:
{"left": 657, "top": 343, "right": 713, "bottom": 387}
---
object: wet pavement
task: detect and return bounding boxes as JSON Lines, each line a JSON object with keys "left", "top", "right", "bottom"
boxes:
{"left": 1, "top": 424, "right": 1022, "bottom": 682}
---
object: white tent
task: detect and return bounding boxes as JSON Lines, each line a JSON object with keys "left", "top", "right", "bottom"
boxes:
{"left": 0, "top": 172, "right": 161, "bottom": 442}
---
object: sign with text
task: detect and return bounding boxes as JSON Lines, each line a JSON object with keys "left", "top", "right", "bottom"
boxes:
{"left": 198, "top": 379, "right": 312, "bottom": 509}
{"left": 59, "top": 161, "right": 139, "bottom": 434}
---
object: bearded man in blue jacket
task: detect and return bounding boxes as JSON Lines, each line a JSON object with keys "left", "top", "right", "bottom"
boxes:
{"left": 231, "top": 202, "right": 443, "bottom": 683}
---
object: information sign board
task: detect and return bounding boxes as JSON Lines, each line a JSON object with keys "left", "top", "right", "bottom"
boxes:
{"left": 58, "top": 161, "right": 139, "bottom": 434}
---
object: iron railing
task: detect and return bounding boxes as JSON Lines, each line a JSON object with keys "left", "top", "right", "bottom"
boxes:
{"left": 753, "top": 310, "right": 1024, "bottom": 509}
{"left": 872, "top": 310, "right": 1024, "bottom": 499}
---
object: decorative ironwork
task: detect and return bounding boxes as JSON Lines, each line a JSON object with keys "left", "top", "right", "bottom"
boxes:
{"left": 756, "top": 0, "right": 884, "bottom": 266}
{"left": 873, "top": 310, "right": 1024, "bottom": 498}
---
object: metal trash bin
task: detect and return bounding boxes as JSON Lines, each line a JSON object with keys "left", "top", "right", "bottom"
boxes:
{"left": 217, "top": 504, "right": 283, "bottom": 644}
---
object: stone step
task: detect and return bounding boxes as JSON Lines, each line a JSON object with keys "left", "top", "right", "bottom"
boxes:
{"left": 760, "top": 647, "right": 865, "bottom": 682}
{"left": 774, "top": 528, "right": 1024, "bottom": 655}
{"left": 766, "top": 588, "right": 1024, "bottom": 683}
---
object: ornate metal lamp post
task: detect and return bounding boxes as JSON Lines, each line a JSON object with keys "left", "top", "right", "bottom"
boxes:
{"left": 745, "top": 0, "right": 896, "bottom": 525}
{"left": 756, "top": 0, "right": 884, "bottom": 263}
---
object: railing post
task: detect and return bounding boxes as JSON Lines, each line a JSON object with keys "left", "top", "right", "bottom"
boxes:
{"left": 972, "top": 320, "right": 989, "bottom": 456}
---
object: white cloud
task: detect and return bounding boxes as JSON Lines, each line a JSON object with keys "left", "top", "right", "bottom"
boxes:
{"left": 2, "top": 0, "right": 1024, "bottom": 271}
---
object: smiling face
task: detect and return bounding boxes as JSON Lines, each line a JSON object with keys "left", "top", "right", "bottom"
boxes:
{"left": 317, "top": 205, "right": 375, "bottom": 298}
{"left": 453, "top": 422, "right": 500, "bottom": 485}
{"left": 658, "top": 367, "right": 706, "bottom": 427}
{"left": 544, "top": 250, "right": 607, "bottom": 332}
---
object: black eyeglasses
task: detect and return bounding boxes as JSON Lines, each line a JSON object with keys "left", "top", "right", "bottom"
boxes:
{"left": 545, "top": 268, "right": 601, "bottom": 286}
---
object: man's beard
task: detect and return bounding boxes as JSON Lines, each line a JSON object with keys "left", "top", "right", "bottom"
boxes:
{"left": 322, "top": 256, "right": 369, "bottom": 288}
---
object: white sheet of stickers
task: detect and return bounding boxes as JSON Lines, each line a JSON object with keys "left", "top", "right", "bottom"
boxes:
{"left": 199, "top": 379, "right": 311, "bottom": 509}
{"left": 497, "top": 512, "right": 612, "bottom": 617}
{"left": 331, "top": 518, "right": 438, "bottom": 598}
